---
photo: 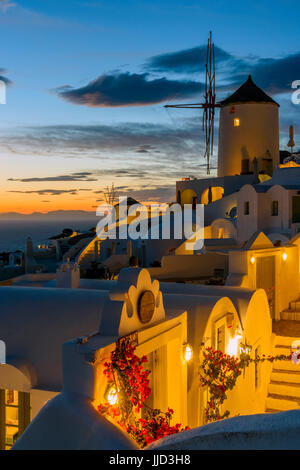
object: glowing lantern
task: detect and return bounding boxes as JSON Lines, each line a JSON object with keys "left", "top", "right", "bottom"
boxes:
{"left": 183, "top": 344, "right": 193, "bottom": 362}
{"left": 234, "top": 118, "right": 240, "bottom": 127}
{"left": 107, "top": 385, "right": 118, "bottom": 405}
{"left": 250, "top": 256, "right": 255, "bottom": 264}
{"left": 282, "top": 252, "right": 287, "bottom": 261}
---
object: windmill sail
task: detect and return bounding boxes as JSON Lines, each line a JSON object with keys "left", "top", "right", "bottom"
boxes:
{"left": 164, "top": 31, "right": 219, "bottom": 174}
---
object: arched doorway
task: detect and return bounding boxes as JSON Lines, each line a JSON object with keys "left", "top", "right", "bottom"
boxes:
{"left": 180, "top": 189, "right": 198, "bottom": 208}
{"left": 201, "top": 186, "right": 224, "bottom": 205}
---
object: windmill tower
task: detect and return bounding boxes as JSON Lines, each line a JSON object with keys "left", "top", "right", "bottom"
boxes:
{"left": 218, "top": 75, "right": 280, "bottom": 177}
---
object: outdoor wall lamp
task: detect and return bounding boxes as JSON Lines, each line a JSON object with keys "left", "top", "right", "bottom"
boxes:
{"left": 183, "top": 344, "right": 193, "bottom": 362}
{"left": 107, "top": 384, "right": 118, "bottom": 405}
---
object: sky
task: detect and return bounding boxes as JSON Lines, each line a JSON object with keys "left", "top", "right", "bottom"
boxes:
{"left": 0, "top": 0, "right": 299, "bottom": 213}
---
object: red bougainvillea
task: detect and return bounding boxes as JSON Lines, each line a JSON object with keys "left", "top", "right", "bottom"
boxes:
{"left": 200, "top": 346, "right": 292, "bottom": 423}
{"left": 98, "top": 337, "right": 189, "bottom": 448}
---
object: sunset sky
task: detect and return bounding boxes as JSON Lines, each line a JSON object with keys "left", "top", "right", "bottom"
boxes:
{"left": 0, "top": 0, "right": 299, "bottom": 213}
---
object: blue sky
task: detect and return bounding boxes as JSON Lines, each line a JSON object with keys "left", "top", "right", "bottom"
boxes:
{"left": 0, "top": 0, "right": 299, "bottom": 212}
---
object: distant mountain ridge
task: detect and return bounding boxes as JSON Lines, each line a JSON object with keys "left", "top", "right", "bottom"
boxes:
{"left": 0, "top": 210, "right": 99, "bottom": 220}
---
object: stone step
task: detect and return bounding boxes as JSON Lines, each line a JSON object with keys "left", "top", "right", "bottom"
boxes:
{"left": 274, "top": 335, "right": 298, "bottom": 347}
{"left": 281, "top": 311, "right": 300, "bottom": 321}
{"left": 273, "top": 359, "right": 299, "bottom": 372}
{"left": 266, "top": 395, "right": 300, "bottom": 411}
{"left": 273, "top": 345, "right": 293, "bottom": 356}
{"left": 289, "top": 300, "right": 300, "bottom": 311}
{"left": 272, "top": 321, "right": 300, "bottom": 338}
{"left": 272, "top": 369, "right": 300, "bottom": 384}
{"left": 269, "top": 382, "right": 300, "bottom": 398}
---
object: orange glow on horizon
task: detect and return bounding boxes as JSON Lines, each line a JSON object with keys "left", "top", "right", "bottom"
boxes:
{"left": 0, "top": 190, "right": 98, "bottom": 214}
{"left": 0, "top": 190, "right": 169, "bottom": 215}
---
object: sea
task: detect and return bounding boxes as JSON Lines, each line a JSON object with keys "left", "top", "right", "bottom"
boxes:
{"left": 0, "top": 219, "right": 99, "bottom": 252}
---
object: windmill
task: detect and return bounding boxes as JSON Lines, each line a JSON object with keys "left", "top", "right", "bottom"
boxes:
{"left": 103, "top": 183, "right": 118, "bottom": 206}
{"left": 164, "top": 31, "right": 219, "bottom": 175}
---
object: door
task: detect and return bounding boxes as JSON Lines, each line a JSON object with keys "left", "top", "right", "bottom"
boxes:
{"left": 256, "top": 256, "right": 275, "bottom": 318}
{"left": 141, "top": 346, "right": 167, "bottom": 419}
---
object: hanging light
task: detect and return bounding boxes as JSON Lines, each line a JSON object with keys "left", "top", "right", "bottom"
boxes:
{"left": 183, "top": 344, "right": 193, "bottom": 362}
{"left": 228, "top": 330, "right": 243, "bottom": 357}
{"left": 107, "top": 385, "right": 118, "bottom": 405}
{"left": 282, "top": 252, "right": 287, "bottom": 261}
{"left": 250, "top": 256, "right": 255, "bottom": 264}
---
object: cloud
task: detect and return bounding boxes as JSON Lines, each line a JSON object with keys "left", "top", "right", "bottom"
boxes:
{"left": 146, "top": 45, "right": 233, "bottom": 74}
{"left": 55, "top": 72, "right": 203, "bottom": 107}
{"left": 135, "top": 144, "right": 160, "bottom": 154}
{"left": 238, "top": 53, "right": 300, "bottom": 95}
{"left": 0, "top": 0, "right": 16, "bottom": 13}
{"left": 8, "top": 171, "right": 98, "bottom": 182}
{"left": 146, "top": 43, "right": 300, "bottom": 97}
{"left": 54, "top": 45, "right": 300, "bottom": 114}
{"left": 0, "top": 119, "right": 214, "bottom": 202}
{"left": 8, "top": 189, "right": 90, "bottom": 196}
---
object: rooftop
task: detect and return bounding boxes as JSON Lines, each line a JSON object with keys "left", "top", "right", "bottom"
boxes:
{"left": 220, "top": 75, "right": 279, "bottom": 107}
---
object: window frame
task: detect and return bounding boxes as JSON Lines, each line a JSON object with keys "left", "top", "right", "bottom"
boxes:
{"left": 271, "top": 200, "right": 279, "bottom": 217}
{"left": 244, "top": 201, "right": 250, "bottom": 215}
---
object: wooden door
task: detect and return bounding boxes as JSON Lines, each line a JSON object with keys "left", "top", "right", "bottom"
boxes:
{"left": 256, "top": 256, "right": 275, "bottom": 318}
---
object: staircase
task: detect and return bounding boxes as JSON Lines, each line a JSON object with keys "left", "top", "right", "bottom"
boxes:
{"left": 76, "top": 235, "right": 100, "bottom": 269}
{"left": 63, "top": 237, "right": 92, "bottom": 263}
{"left": 281, "top": 298, "right": 300, "bottom": 321}
{"left": 266, "top": 331, "right": 300, "bottom": 413}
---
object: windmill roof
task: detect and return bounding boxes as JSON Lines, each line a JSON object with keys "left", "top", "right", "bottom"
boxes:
{"left": 220, "top": 75, "right": 279, "bottom": 107}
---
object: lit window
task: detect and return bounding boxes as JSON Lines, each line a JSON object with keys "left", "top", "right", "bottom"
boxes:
{"left": 234, "top": 118, "right": 240, "bottom": 127}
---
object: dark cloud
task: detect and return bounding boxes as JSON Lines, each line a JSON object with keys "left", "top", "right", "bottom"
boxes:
{"left": 95, "top": 184, "right": 175, "bottom": 203}
{"left": 146, "top": 45, "right": 233, "bottom": 74}
{"left": 55, "top": 72, "right": 203, "bottom": 107}
{"left": 8, "top": 189, "right": 90, "bottom": 196}
{"left": 8, "top": 172, "right": 97, "bottom": 182}
{"left": 239, "top": 52, "right": 300, "bottom": 95}
{"left": 136, "top": 144, "right": 160, "bottom": 154}
{"left": 146, "top": 44, "right": 300, "bottom": 97}
{"left": 53, "top": 47, "right": 300, "bottom": 117}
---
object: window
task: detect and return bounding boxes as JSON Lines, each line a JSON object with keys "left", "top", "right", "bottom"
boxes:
{"left": 244, "top": 201, "right": 250, "bottom": 215}
{"left": 0, "top": 341, "right": 5, "bottom": 364}
{"left": 272, "top": 200, "right": 279, "bottom": 216}
{"left": 234, "top": 118, "right": 240, "bottom": 127}
{"left": 0, "top": 390, "right": 30, "bottom": 450}
{"left": 177, "top": 190, "right": 181, "bottom": 205}
{"left": 216, "top": 325, "right": 225, "bottom": 353}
